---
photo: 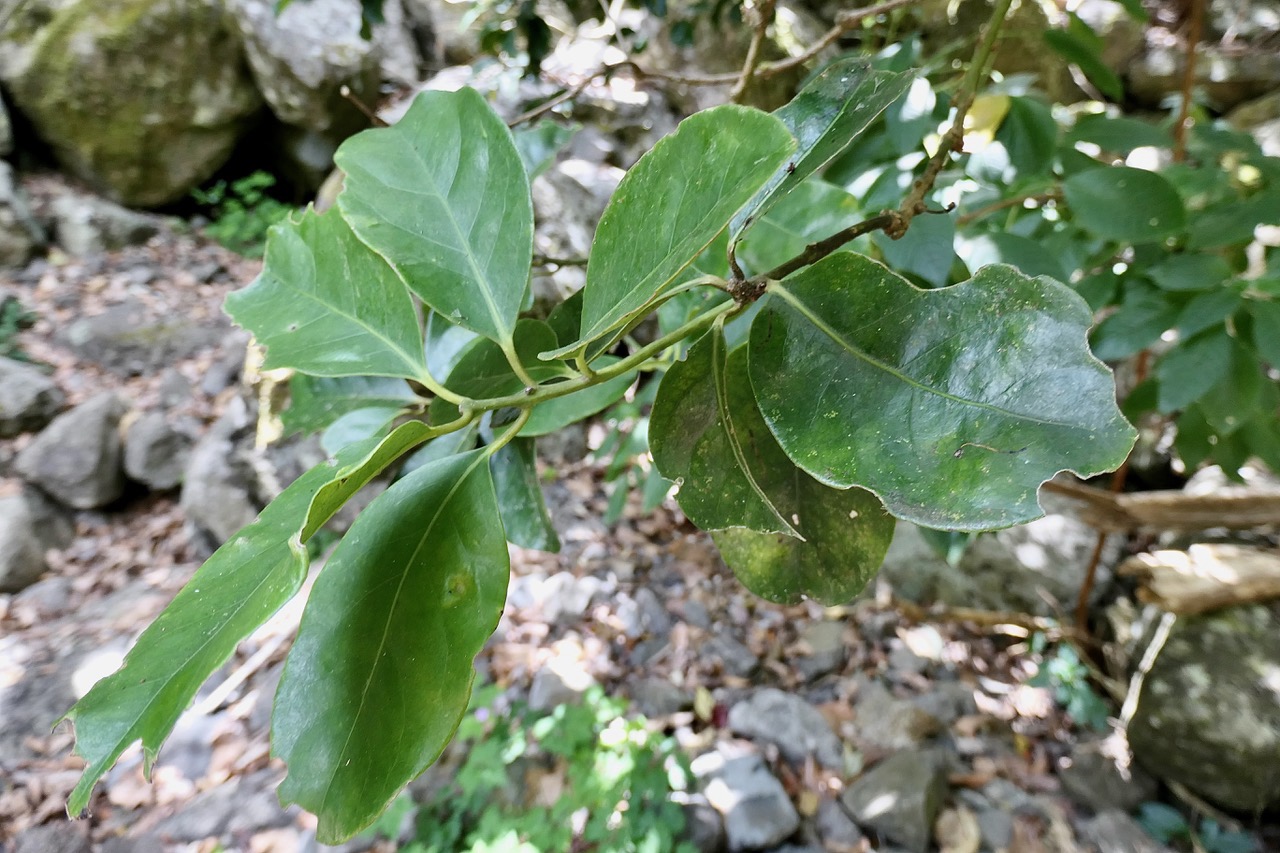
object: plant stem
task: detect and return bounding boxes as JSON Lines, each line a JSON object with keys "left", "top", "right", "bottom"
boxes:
{"left": 509, "top": 79, "right": 596, "bottom": 128}
{"left": 503, "top": 342, "right": 539, "bottom": 388}
{"left": 731, "top": 0, "right": 776, "bottom": 104}
{"left": 1172, "top": 0, "right": 1205, "bottom": 162}
{"left": 416, "top": 366, "right": 467, "bottom": 406}
{"left": 955, "top": 190, "right": 1061, "bottom": 227}
{"left": 468, "top": 301, "right": 736, "bottom": 412}
{"left": 753, "top": 212, "right": 900, "bottom": 286}
{"left": 891, "top": 0, "right": 1014, "bottom": 236}
{"left": 482, "top": 408, "right": 533, "bottom": 457}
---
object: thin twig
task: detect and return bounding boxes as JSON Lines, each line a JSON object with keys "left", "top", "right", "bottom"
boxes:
{"left": 955, "top": 190, "right": 1061, "bottom": 227}
{"left": 731, "top": 0, "right": 776, "bottom": 103}
{"left": 509, "top": 78, "right": 595, "bottom": 128}
{"left": 891, "top": 0, "right": 1014, "bottom": 236}
{"left": 532, "top": 253, "right": 589, "bottom": 267}
{"left": 755, "top": 212, "right": 900, "bottom": 285}
{"left": 1172, "top": 0, "right": 1205, "bottom": 162}
{"left": 893, "top": 597, "right": 1090, "bottom": 641}
{"left": 340, "top": 85, "right": 388, "bottom": 128}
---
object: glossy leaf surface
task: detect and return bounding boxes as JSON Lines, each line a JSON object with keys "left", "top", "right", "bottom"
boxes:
{"left": 578, "top": 106, "right": 794, "bottom": 345}
{"left": 749, "top": 254, "right": 1136, "bottom": 530}
{"left": 521, "top": 363, "right": 637, "bottom": 437}
{"left": 446, "top": 319, "right": 567, "bottom": 399}
{"left": 1063, "top": 166, "right": 1186, "bottom": 243}
{"left": 491, "top": 438, "right": 560, "bottom": 552}
{"left": 337, "top": 89, "right": 532, "bottom": 347}
{"left": 62, "top": 443, "right": 386, "bottom": 815}
{"left": 649, "top": 327, "right": 796, "bottom": 535}
{"left": 225, "top": 208, "right": 426, "bottom": 380}
{"left": 274, "top": 450, "right": 509, "bottom": 843}
{"left": 730, "top": 58, "right": 911, "bottom": 244}
{"left": 282, "top": 375, "right": 417, "bottom": 437}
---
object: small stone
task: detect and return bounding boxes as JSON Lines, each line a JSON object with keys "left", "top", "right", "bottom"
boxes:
{"left": 180, "top": 400, "right": 259, "bottom": 547}
{"left": 842, "top": 749, "right": 947, "bottom": 853}
{"left": 629, "top": 676, "right": 691, "bottom": 717}
{"left": 10, "top": 823, "right": 91, "bottom": 853}
{"left": 1058, "top": 738, "right": 1158, "bottom": 814}
{"left": 0, "top": 494, "right": 45, "bottom": 592}
{"left": 853, "top": 680, "right": 943, "bottom": 750}
{"left": 795, "top": 620, "right": 846, "bottom": 681}
{"left": 0, "top": 357, "right": 64, "bottom": 437}
{"left": 727, "top": 687, "right": 843, "bottom": 769}
{"left": 974, "top": 806, "right": 1013, "bottom": 850}
{"left": 99, "top": 835, "right": 165, "bottom": 853}
{"left": 50, "top": 192, "right": 159, "bottom": 256}
{"left": 15, "top": 392, "right": 126, "bottom": 509}
{"left": 0, "top": 162, "right": 45, "bottom": 267}
{"left": 679, "top": 797, "right": 728, "bottom": 853}
{"left": 1078, "top": 810, "right": 1173, "bottom": 853}
{"left": 815, "top": 796, "right": 865, "bottom": 851}
{"left": 124, "top": 411, "right": 193, "bottom": 490}
{"left": 698, "top": 751, "right": 801, "bottom": 851}
{"left": 528, "top": 659, "right": 596, "bottom": 712}
{"left": 706, "top": 635, "right": 759, "bottom": 678}
{"left": 910, "top": 680, "right": 978, "bottom": 726}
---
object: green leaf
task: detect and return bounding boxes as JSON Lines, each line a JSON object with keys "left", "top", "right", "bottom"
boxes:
{"left": 871, "top": 208, "right": 956, "bottom": 287}
{"left": 274, "top": 449, "right": 509, "bottom": 843}
{"left": 1063, "top": 166, "right": 1186, "bottom": 243}
{"left": 224, "top": 208, "right": 427, "bottom": 380}
{"left": 1155, "top": 330, "right": 1233, "bottom": 413}
{"left": 1066, "top": 114, "right": 1171, "bottom": 153}
{"left": 446, "top": 319, "right": 568, "bottom": 400}
{"left": 1174, "top": 287, "right": 1242, "bottom": 338}
{"left": 958, "top": 233, "right": 1068, "bottom": 282}
{"left": 737, "top": 179, "right": 864, "bottom": 276}
{"left": 995, "top": 96, "right": 1058, "bottom": 178}
{"left": 1044, "top": 21, "right": 1123, "bottom": 101}
{"left": 729, "top": 58, "right": 912, "bottom": 244}
{"left": 491, "top": 438, "right": 560, "bottom": 552}
{"left": 283, "top": 375, "right": 417, "bottom": 436}
{"left": 513, "top": 121, "right": 578, "bottom": 179}
{"left": 1090, "top": 284, "right": 1179, "bottom": 361}
{"left": 337, "top": 89, "right": 532, "bottom": 349}
{"left": 1199, "top": 341, "right": 1262, "bottom": 435}
{"left": 576, "top": 105, "right": 795, "bottom": 346}
{"left": 521, "top": 364, "right": 637, "bottom": 437}
{"left": 1147, "top": 253, "right": 1233, "bottom": 292}
{"left": 1249, "top": 300, "right": 1280, "bottom": 368}
{"left": 425, "top": 311, "right": 481, "bottom": 384}
{"left": 649, "top": 326, "right": 797, "bottom": 535}
{"left": 749, "top": 254, "right": 1136, "bottom": 530}
{"left": 61, "top": 440, "right": 391, "bottom": 815}
{"left": 320, "top": 406, "right": 401, "bottom": 455}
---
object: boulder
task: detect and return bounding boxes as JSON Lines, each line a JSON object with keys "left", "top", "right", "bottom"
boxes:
{"left": 0, "top": 493, "right": 46, "bottom": 593}
{"left": 726, "top": 687, "right": 843, "bottom": 769}
{"left": 1128, "top": 603, "right": 1280, "bottom": 811}
{"left": 50, "top": 192, "right": 160, "bottom": 256}
{"left": 879, "top": 515, "right": 1114, "bottom": 616}
{"left": 0, "top": 162, "right": 45, "bottom": 267}
{"left": 124, "top": 411, "right": 193, "bottom": 490}
{"left": 842, "top": 749, "right": 947, "bottom": 853}
{"left": 15, "top": 392, "right": 127, "bottom": 509}
{"left": 0, "top": 89, "right": 12, "bottom": 157}
{"left": 0, "top": 356, "right": 64, "bottom": 437}
{"left": 0, "top": 0, "right": 262, "bottom": 207}
{"left": 62, "top": 299, "right": 227, "bottom": 376}
{"left": 1057, "top": 736, "right": 1158, "bottom": 814}
{"left": 180, "top": 399, "right": 260, "bottom": 547}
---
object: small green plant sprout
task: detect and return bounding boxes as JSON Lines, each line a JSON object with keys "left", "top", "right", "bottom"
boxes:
{"left": 1137, "top": 802, "right": 1258, "bottom": 853}
{"left": 190, "top": 171, "right": 294, "bottom": 258}
{"left": 1028, "top": 635, "right": 1110, "bottom": 731}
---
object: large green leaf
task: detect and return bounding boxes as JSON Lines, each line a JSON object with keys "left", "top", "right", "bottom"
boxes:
{"left": 61, "top": 440, "right": 390, "bottom": 815}
{"left": 491, "top": 438, "right": 560, "bottom": 552}
{"left": 225, "top": 208, "right": 427, "bottom": 381}
{"left": 712, "top": 480, "right": 893, "bottom": 606}
{"left": 273, "top": 450, "right": 509, "bottom": 843}
{"left": 520, "top": 363, "right": 637, "bottom": 437}
{"left": 749, "top": 254, "right": 1136, "bottom": 530}
{"left": 337, "top": 88, "right": 532, "bottom": 348}
{"left": 1155, "top": 329, "right": 1233, "bottom": 413}
{"left": 729, "top": 58, "right": 912, "bottom": 244}
{"left": 282, "top": 375, "right": 417, "bottom": 437}
{"left": 1250, "top": 300, "right": 1280, "bottom": 368}
{"left": 649, "top": 326, "right": 796, "bottom": 535}
{"left": 446, "top": 319, "right": 568, "bottom": 400}
{"left": 576, "top": 106, "right": 795, "bottom": 346}
{"left": 1063, "top": 166, "right": 1186, "bottom": 243}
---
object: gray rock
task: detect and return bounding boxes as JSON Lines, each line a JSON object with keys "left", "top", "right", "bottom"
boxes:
{"left": 1128, "top": 603, "right": 1280, "bottom": 811}
{"left": 155, "top": 769, "right": 293, "bottom": 840}
{"left": 974, "top": 806, "right": 1013, "bottom": 850}
{"left": 63, "top": 299, "right": 227, "bottom": 376}
{"left": 1229, "top": 89, "right": 1280, "bottom": 157}
{"left": 0, "top": 161, "right": 45, "bottom": 267}
{"left": 180, "top": 399, "right": 260, "bottom": 546}
{"left": 842, "top": 749, "right": 947, "bottom": 853}
{"left": 0, "top": 356, "right": 64, "bottom": 437}
{"left": 0, "top": 0, "right": 263, "bottom": 207}
{"left": 727, "top": 687, "right": 843, "bottom": 769}
{"left": 15, "top": 392, "right": 126, "bottom": 509}
{"left": 880, "top": 515, "right": 1114, "bottom": 616}
{"left": 0, "top": 89, "right": 11, "bottom": 157}
{"left": 10, "top": 823, "right": 92, "bottom": 853}
{"left": 853, "top": 680, "right": 944, "bottom": 751}
{"left": 508, "top": 570, "right": 611, "bottom": 624}
{"left": 629, "top": 676, "right": 691, "bottom": 717}
{"left": 679, "top": 798, "right": 728, "bottom": 853}
{"left": 1058, "top": 737, "right": 1158, "bottom": 814}
{"left": 1078, "top": 809, "right": 1173, "bottom": 853}
{"left": 98, "top": 835, "right": 166, "bottom": 853}
{"left": 815, "top": 797, "right": 865, "bottom": 851}
{"left": 125, "top": 411, "right": 192, "bottom": 490}
{"left": 50, "top": 192, "right": 159, "bottom": 256}
{"left": 21, "top": 484, "right": 75, "bottom": 551}
{"left": 910, "top": 680, "right": 978, "bottom": 726}
{"left": 795, "top": 620, "right": 846, "bottom": 681}
{"left": 695, "top": 750, "right": 800, "bottom": 851}
{"left": 706, "top": 634, "right": 759, "bottom": 679}
{"left": 0, "top": 494, "right": 45, "bottom": 592}
{"left": 528, "top": 659, "right": 596, "bottom": 712}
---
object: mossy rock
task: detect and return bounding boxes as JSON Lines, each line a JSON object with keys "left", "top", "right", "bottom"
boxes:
{"left": 0, "top": 0, "right": 263, "bottom": 207}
